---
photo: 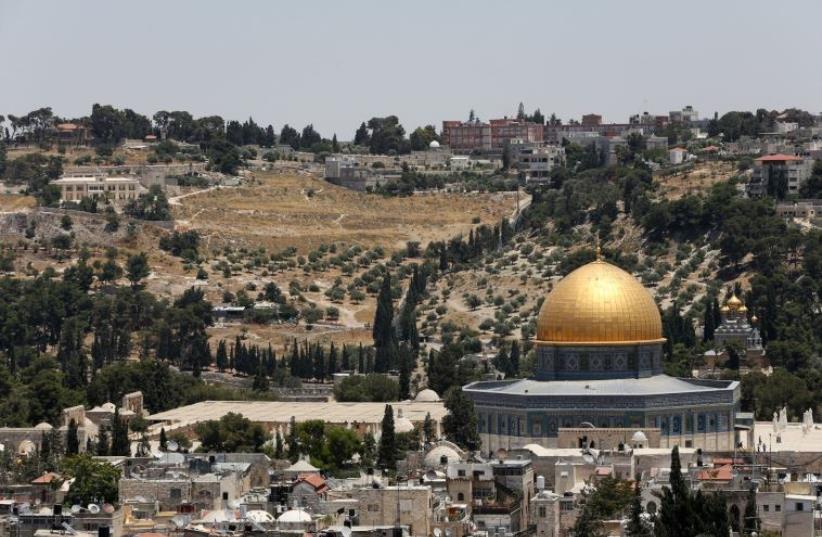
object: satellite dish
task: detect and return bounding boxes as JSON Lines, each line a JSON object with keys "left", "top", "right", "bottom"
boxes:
{"left": 341, "top": 527, "right": 352, "bottom": 537}
{"left": 167, "top": 440, "right": 179, "bottom": 452}
{"left": 87, "top": 504, "right": 101, "bottom": 514}
{"left": 433, "top": 529, "right": 442, "bottom": 537}
{"left": 70, "top": 505, "right": 82, "bottom": 514}
{"left": 102, "top": 504, "right": 115, "bottom": 514}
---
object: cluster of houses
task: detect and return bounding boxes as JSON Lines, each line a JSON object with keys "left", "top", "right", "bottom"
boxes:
{"left": 2, "top": 387, "right": 822, "bottom": 537}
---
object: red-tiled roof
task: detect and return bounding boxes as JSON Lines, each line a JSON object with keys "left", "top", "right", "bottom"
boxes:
{"left": 296, "top": 473, "right": 328, "bottom": 492}
{"left": 595, "top": 467, "right": 612, "bottom": 477}
{"left": 31, "top": 472, "right": 61, "bottom": 484}
{"left": 756, "top": 153, "right": 802, "bottom": 162}
{"left": 696, "top": 464, "right": 733, "bottom": 481}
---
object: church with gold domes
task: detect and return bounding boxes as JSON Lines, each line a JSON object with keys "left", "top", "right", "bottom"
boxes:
{"left": 463, "top": 255, "right": 740, "bottom": 453}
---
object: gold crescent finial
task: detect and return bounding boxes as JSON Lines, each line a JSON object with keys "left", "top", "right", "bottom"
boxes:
{"left": 595, "top": 237, "right": 602, "bottom": 261}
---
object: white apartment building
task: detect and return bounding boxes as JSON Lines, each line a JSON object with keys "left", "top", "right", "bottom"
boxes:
{"left": 510, "top": 141, "right": 565, "bottom": 183}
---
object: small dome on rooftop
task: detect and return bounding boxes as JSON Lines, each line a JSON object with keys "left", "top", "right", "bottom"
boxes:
{"left": 277, "top": 509, "right": 312, "bottom": 523}
{"left": 631, "top": 431, "right": 648, "bottom": 444}
{"left": 414, "top": 389, "right": 440, "bottom": 402}
{"left": 429, "top": 140, "right": 440, "bottom": 149}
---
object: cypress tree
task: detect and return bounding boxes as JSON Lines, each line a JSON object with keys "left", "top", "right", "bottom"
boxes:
{"left": 743, "top": 486, "right": 759, "bottom": 536}
{"left": 287, "top": 416, "right": 299, "bottom": 462}
{"left": 373, "top": 273, "right": 397, "bottom": 372}
{"left": 96, "top": 427, "right": 110, "bottom": 456}
{"left": 703, "top": 302, "right": 715, "bottom": 342}
{"left": 159, "top": 427, "right": 168, "bottom": 451}
{"left": 398, "top": 343, "right": 412, "bottom": 400}
{"left": 377, "top": 404, "right": 397, "bottom": 470}
{"left": 215, "top": 340, "right": 228, "bottom": 371}
{"left": 510, "top": 340, "right": 521, "bottom": 376}
{"left": 341, "top": 344, "right": 351, "bottom": 371}
{"left": 253, "top": 363, "right": 269, "bottom": 392}
{"left": 110, "top": 408, "right": 130, "bottom": 456}
{"left": 422, "top": 412, "right": 434, "bottom": 444}
{"left": 66, "top": 419, "right": 80, "bottom": 455}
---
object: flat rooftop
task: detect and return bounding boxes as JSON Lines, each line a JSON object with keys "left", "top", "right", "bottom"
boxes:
{"left": 148, "top": 400, "right": 446, "bottom": 427}
{"left": 465, "top": 374, "right": 736, "bottom": 397}
{"left": 752, "top": 421, "right": 822, "bottom": 452}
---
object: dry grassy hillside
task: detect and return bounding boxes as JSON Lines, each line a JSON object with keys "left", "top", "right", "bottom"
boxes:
{"left": 172, "top": 172, "right": 516, "bottom": 253}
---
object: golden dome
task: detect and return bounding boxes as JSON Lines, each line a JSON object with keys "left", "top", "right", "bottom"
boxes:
{"left": 726, "top": 293, "right": 743, "bottom": 309}
{"left": 738, "top": 304, "right": 748, "bottom": 313}
{"left": 720, "top": 305, "right": 731, "bottom": 313}
{"left": 536, "top": 259, "right": 663, "bottom": 344}
{"left": 751, "top": 314, "right": 758, "bottom": 324}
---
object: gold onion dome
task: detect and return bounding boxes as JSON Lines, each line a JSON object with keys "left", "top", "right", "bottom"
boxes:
{"left": 536, "top": 258, "right": 663, "bottom": 344}
{"left": 727, "top": 293, "right": 743, "bottom": 309}
{"left": 720, "top": 305, "right": 731, "bottom": 313}
{"left": 738, "top": 304, "right": 748, "bottom": 313}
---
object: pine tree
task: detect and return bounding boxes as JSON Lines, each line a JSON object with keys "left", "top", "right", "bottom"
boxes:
{"left": 626, "top": 481, "right": 652, "bottom": 537}
{"left": 332, "top": 134, "right": 340, "bottom": 153}
{"left": 159, "top": 427, "right": 168, "bottom": 451}
{"left": 66, "top": 419, "right": 80, "bottom": 455}
{"left": 441, "top": 387, "right": 480, "bottom": 451}
{"left": 377, "top": 404, "right": 397, "bottom": 470}
{"left": 493, "top": 346, "right": 513, "bottom": 377}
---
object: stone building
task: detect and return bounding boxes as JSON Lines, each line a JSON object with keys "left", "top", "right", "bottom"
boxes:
{"left": 290, "top": 474, "right": 329, "bottom": 513}
{"left": 53, "top": 176, "right": 141, "bottom": 203}
{"left": 530, "top": 490, "right": 561, "bottom": 537}
{"left": 349, "top": 485, "right": 432, "bottom": 537}
{"left": 747, "top": 154, "right": 815, "bottom": 197}
{"left": 464, "top": 253, "right": 740, "bottom": 453}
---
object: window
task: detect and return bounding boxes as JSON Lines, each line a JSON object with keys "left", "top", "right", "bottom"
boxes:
{"left": 170, "top": 488, "right": 182, "bottom": 500}
{"left": 795, "top": 502, "right": 804, "bottom": 512}
{"left": 458, "top": 469, "right": 466, "bottom": 477}
{"left": 775, "top": 505, "right": 781, "bottom": 512}
{"left": 538, "top": 506, "right": 546, "bottom": 518}
{"left": 367, "top": 504, "right": 380, "bottom": 512}
{"left": 457, "top": 493, "right": 465, "bottom": 501}
{"left": 763, "top": 505, "right": 769, "bottom": 512}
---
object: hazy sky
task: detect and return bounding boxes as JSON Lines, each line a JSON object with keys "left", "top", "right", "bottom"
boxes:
{"left": 2, "top": 0, "right": 821, "bottom": 139}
